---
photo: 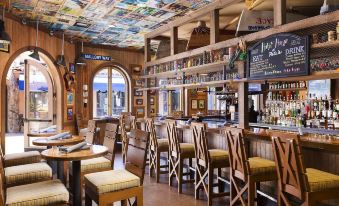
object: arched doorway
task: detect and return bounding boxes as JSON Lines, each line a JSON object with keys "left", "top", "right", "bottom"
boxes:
{"left": 2, "top": 49, "right": 64, "bottom": 154}
{"left": 92, "top": 65, "right": 131, "bottom": 118}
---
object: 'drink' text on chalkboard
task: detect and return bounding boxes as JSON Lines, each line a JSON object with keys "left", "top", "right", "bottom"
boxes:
{"left": 247, "top": 33, "right": 309, "bottom": 79}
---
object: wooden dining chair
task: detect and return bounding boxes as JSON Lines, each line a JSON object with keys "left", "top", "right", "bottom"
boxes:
{"left": 70, "top": 123, "right": 119, "bottom": 198}
{"left": 167, "top": 120, "right": 195, "bottom": 193}
{"left": 84, "top": 128, "right": 150, "bottom": 206}
{"left": 0, "top": 146, "right": 41, "bottom": 167}
{"left": 192, "top": 123, "right": 229, "bottom": 206}
{"left": 271, "top": 132, "right": 339, "bottom": 206}
{"left": 0, "top": 153, "right": 69, "bottom": 206}
{"left": 85, "top": 120, "right": 99, "bottom": 144}
{"left": 145, "top": 118, "right": 169, "bottom": 183}
{"left": 226, "top": 128, "right": 277, "bottom": 206}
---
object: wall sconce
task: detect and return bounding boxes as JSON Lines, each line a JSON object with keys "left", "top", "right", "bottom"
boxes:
{"left": 83, "top": 84, "right": 88, "bottom": 107}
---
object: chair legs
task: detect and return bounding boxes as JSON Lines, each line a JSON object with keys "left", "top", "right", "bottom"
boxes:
{"left": 208, "top": 166, "right": 214, "bottom": 206}
{"left": 149, "top": 149, "right": 168, "bottom": 183}
{"left": 122, "top": 140, "right": 128, "bottom": 163}
{"left": 230, "top": 175, "right": 257, "bottom": 206}
{"left": 169, "top": 155, "right": 194, "bottom": 194}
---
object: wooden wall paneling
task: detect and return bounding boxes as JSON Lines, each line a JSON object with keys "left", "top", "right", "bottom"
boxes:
{"left": 274, "top": 0, "right": 286, "bottom": 26}
{"left": 170, "top": 27, "right": 178, "bottom": 56}
{"left": 210, "top": 9, "right": 220, "bottom": 44}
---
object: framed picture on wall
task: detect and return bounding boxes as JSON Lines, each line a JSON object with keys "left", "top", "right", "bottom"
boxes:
{"left": 149, "top": 90, "right": 156, "bottom": 95}
{"left": 198, "top": 100, "right": 205, "bottom": 109}
{"left": 0, "top": 42, "right": 10, "bottom": 53}
{"left": 150, "top": 108, "right": 155, "bottom": 114}
{"left": 69, "top": 63, "right": 76, "bottom": 73}
{"left": 135, "top": 79, "right": 144, "bottom": 87}
{"left": 67, "top": 91, "right": 74, "bottom": 105}
{"left": 149, "top": 79, "right": 156, "bottom": 87}
{"left": 130, "top": 64, "right": 142, "bottom": 75}
{"left": 150, "top": 97, "right": 154, "bottom": 105}
{"left": 136, "top": 99, "right": 143, "bottom": 105}
{"left": 134, "top": 106, "right": 145, "bottom": 118}
{"left": 67, "top": 107, "right": 73, "bottom": 120}
{"left": 134, "top": 89, "right": 143, "bottom": 96}
{"left": 191, "top": 99, "right": 198, "bottom": 109}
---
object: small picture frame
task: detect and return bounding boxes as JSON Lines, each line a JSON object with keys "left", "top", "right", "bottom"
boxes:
{"left": 67, "top": 91, "right": 74, "bottom": 105}
{"left": 135, "top": 79, "right": 144, "bottom": 87}
{"left": 198, "top": 100, "right": 205, "bottom": 109}
{"left": 191, "top": 99, "right": 198, "bottom": 109}
{"left": 136, "top": 99, "right": 143, "bottom": 105}
{"left": 150, "top": 108, "right": 155, "bottom": 114}
{"left": 149, "top": 90, "right": 156, "bottom": 95}
{"left": 67, "top": 107, "right": 73, "bottom": 120}
{"left": 149, "top": 79, "right": 156, "bottom": 87}
{"left": 134, "top": 106, "right": 145, "bottom": 118}
{"left": 0, "top": 42, "right": 10, "bottom": 53}
{"left": 130, "top": 64, "right": 142, "bottom": 75}
{"left": 150, "top": 97, "right": 154, "bottom": 105}
{"left": 134, "top": 89, "right": 143, "bottom": 96}
{"left": 69, "top": 63, "right": 76, "bottom": 73}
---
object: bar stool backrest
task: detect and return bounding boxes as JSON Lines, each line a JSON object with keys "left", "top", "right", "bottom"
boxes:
{"left": 126, "top": 129, "right": 150, "bottom": 185}
{"left": 166, "top": 120, "right": 180, "bottom": 157}
{"left": 225, "top": 128, "right": 249, "bottom": 181}
{"left": 119, "top": 116, "right": 128, "bottom": 142}
{"left": 103, "top": 123, "right": 119, "bottom": 168}
{"left": 145, "top": 118, "right": 157, "bottom": 150}
{"left": 86, "top": 120, "right": 97, "bottom": 144}
{"left": 192, "top": 122, "right": 209, "bottom": 167}
{"left": 120, "top": 114, "right": 137, "bottom": 131}
{"left": 271, "top": 132, "right": 309, "bottom": 200}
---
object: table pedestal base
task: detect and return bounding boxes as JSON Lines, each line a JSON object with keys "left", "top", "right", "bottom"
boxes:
{"left": 72, "top": 161, "right": 81, "bottom": 206}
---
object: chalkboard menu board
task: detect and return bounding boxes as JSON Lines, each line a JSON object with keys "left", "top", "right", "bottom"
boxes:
{"left": 247, "top": 33, "right": 309, "bottom": 79}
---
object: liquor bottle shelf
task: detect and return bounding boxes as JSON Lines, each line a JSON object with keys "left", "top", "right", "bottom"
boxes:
{"left": 268, "top": 87, "right": 308, "bottom": 92}
{"left": 311, "top": 40, "right": 339, "bottom": 49}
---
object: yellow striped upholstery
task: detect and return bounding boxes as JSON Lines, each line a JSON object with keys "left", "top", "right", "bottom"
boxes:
{"left": 84, "top": 169, "right": 140, "bottom": 194}
{"left": 248, "top": 157, "right": 276, "bottom": 176}
{"left": 209, "top": 149, "right": 229, "bottom": 162}
{"left": 80, "top": 157, "right": 112, "bottom": 173}
{"left": 306, "top": 168, "right": 339, "bottom": 192}
{"left": 6, "top": 179, "right": 69, "bottom": 206}
{"left": 4, "top": 163, "right": 52, "bottom": 187}
{"left": 4, "top": 151, "right": 41, "bottom": 167}
{"left": 180, "top": 143, "right": 195, "bottom": 155}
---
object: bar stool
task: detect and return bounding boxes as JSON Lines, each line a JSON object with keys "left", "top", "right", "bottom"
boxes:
{"left": 167, "top": 120, "right": 195, "bottom": 193}
{"left": 271, "top": 132, "right": 339, "bottom": 206}
{"left": 226, "top": 128, "right": 277, "bottom": 206}
{"left": 192, "top": 123, "right": 229, "bottom": 206}
{"left": 145, "top": 118, "right": 169, "bottom": 183}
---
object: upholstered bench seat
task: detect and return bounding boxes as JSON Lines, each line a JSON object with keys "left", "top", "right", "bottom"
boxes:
{"left": 306, "top": 168, "right": 339, "bottom": 192}
{"left": 80, "top": 157, "right": 112, "bottom": 173}
{"left": 4, "top": 162, "right": 52, "bottom": 187}
{"left": 209, "top": 149, "right": 229, "bottom": 165}
{"left": 4, "top": 151, "right": 41, "bottom": 167}
{"left": 248, "top": 157, "right": 276, "bottom": 177}
{"left": 85, "top": 169, "right": 140, "bottom": 194}
{"left": 179, "top": 143, "right": 195, "bottom": 155}
{"left": 6, "top": 179, "right": 69, "bottom": 206}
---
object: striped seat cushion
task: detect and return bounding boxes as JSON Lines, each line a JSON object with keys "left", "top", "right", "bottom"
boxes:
{"left": 306, "top": 168, "right": 339, "bottom": 192}
{"left": 81, "top": 157, "right": 112, "bottom": 173}
{"left": 4, "top": 162, "right": 52, "bottom": 187}
{"left": 248, "top": 157, "right": 276, "bottom": 176}
{"left": 4, "top": 151, "right": 41, "bottom": 167}
{"left": 6, "top": 179, "right": 69, "bottom": 206}
{"left": 84, "top": 169, "right": 140, "bottom": 194}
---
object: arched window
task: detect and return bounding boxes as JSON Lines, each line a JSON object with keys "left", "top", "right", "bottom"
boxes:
{"left": 93, "top": 67, "right": 128, "bottom": 117}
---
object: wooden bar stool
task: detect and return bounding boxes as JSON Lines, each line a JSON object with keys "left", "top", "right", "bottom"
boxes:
{"left": 120, "top": 114, "right": 137, "bottom": 163}
{"left": 192, "top": 123, "right": 230, "bottom": 206}
{"left": 145, "top": 118, "right": 169, "bottom": 183}
{"left": 271, "top": 132, "right": 339, "bottom": 206}
{"left": 167, "top": 120, "right": 195, "bottom": 193}
{"left": 226, "top": 128, "right": 277, "bottom": 206}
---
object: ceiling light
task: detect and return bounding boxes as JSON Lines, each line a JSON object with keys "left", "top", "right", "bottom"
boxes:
{"left": 29, "top": 20, "right": 40, "bottom": 61}
{"left": 0, "top": 7, "right": 11, "bottom": 44}
{"left": 56, "top": 32, "right": 66, "bottom": 67}
{"left": 76, "top": 41, "right": 86, "bottom": 65}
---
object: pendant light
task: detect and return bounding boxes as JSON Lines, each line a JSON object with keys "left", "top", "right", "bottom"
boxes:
{"left": 0, "top": 6, "right": 11, "bottom": 44}
{"left": 29, "top": 20, "right": 40, "bottom": 61}
{"left": 76, "top": 41, "right": 86, "bottom": 65}
{"left": 56, "top": 32, "right": 66, "bottom": 67}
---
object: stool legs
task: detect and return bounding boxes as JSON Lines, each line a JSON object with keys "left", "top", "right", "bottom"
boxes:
{"left": 208, "top": 166, "right": 214, "bottom": 206}
{"left": 178, "top": 158, "right": 183, "bottom": 193}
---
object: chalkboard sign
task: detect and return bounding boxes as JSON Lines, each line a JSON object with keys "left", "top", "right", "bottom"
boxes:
{"left": 247, "top": 33, "right": 309, "bottom": 79}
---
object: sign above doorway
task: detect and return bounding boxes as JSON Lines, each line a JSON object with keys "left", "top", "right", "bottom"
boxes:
{"left": 82, "top": 54, "right": 112, "bottom": 61}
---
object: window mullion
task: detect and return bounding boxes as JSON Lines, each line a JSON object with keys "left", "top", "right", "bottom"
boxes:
{"left": 108, "top": 68, "right": 112, "bottom": 116}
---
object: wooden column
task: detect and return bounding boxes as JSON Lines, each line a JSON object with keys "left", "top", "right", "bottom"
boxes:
{"left": 237, "top": 61, "right": 249, "bottom": 129}
{"left": 144, "top": 38, "right": 151, "bottom": 62}
{"left": 144, "top": 38, "right": 151, "bottom": 118}
{"left": 170, "top": 27, "right": 178, "bottom": 55}
{"left": 274, "top": 0, "right": 286, "bottom": 26}
{"left": 210, "top": 9, "right": 220, "bottom": 44}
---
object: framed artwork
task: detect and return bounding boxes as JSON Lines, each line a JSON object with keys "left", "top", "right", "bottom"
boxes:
{"left": 191, "top": 99, "right": 198, "bottom": 109}
{"left": 134, "top": 106, "right": 145, "bottom": 118}
{"left": 135, "top": 79, "right": 144, "bottom": 87}
{"left": 67, "top": 91, "right": 74, "bottom": 105}
{"left": 136, "top": 99, "right": 143, "bottom": 105}
{"left": 149, "top": 79, "right": 156, "bottom": 87}
{"left": 149, "top": 90, "right": 156, "bottom": 95}
{"left": 67, "top": 107, "right": 73, "bottom": 120}
{"left": 150, "top": 108, "right": 155, "bottom": 114}
{"left": 150, "top": 97, "right": 154, "bottom": 105}
{"left": 69, "top": 63, "right": 76, "bottom": 73}
{"left": 130, "top": 64, "right": 142, "bottom": 75}
{"left": 198, "top": 100, "right": 205, "bottom": 109}
{"left": 0, "top": 42, "right": 10, "bottom": 53}
{"left": 134, "top": 89, "right": 143, "bottom": 96}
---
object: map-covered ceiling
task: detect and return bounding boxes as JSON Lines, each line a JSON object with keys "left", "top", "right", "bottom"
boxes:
{"left": 8, "top": 0, "right": 215, "bottom": 48}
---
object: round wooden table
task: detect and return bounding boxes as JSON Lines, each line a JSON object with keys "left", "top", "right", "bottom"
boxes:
{"left": 41, "top": 145, "right": 108, "bottom": 206}
{"left": 32, "top": 135, "right": 84, "bottom": 147}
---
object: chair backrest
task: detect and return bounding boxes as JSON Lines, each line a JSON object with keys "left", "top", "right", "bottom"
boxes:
{"left": 171, "top": 111, "right": 183, "bottom": 118}
{"left": 225, "top": 127, "right": 249, "bottom": 181}
{"left": 76, "top": 113, "right": 84, "bottom": 134}
{"left": 0, "top": 154, "right": 6, "bottom": 205}
{"left": 126, "top": 129, "right": 150, "bottom": 185}
{"left": 191, "top": 122, "right": 209, "bottom": 167}
{"left": 166, "top": 120, "right": 180, "bottom": 157}
{"left": 145, "top": 118, "right": 158, "bottom": 150}
{"left": 103, "top": 123, "right": 119, "bottom": 168}
{"left": 85, "top": 120, "right": 97, "bottom": 144}
{"left": 271, "top": 132, "right": 309, "bottom": 200}
{"left": 119, "top": 116, "right": 128, "bottom": 143}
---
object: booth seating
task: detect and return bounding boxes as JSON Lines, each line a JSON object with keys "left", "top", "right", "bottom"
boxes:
{"left": 226, "top": 128, "right": 277, "bottom": 206}
{"left": 84, "top": 128, "right": 149, "bottom": 206}
{"left": 70, "top": 123, "right": 119, "bottom": 198}
{"left": 0, "top": 156, "right": 69, "bottom": 206}
{"left": 167, "top": 120, "right": 195, "bottom": 193}
{"left": 271, "top": 132, "right": 339, "bottom": 206}
{"left": 145, "top": 118, "right": 169, "bottom": 183}
{"left": 0, "top": 148, "right": 41, "bottom": 168}
{"left": 191, "top": 123, "right": 230, "bottom": 206}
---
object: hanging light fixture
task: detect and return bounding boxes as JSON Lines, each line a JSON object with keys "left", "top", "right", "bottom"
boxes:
{"left": 76, "top": 41, "right": 86, "bottom": 65}
{"left": 0, "top": 6, "right": 11, "bottom": 44}
{"left": 29, "top": 20, "right": 40, "bottom": 61}
{"left": 56, "top": 32, "right": 66, "bottom": 67}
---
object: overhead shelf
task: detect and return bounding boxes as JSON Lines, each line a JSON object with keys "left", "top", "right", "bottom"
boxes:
{"left": 141, "top": 60, "right": 228, "bottom": 79}
{"left": 311, "top": 40, "right": 339, "bottom": 49}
